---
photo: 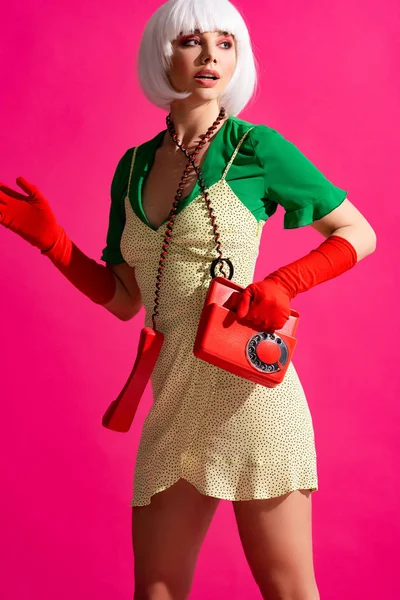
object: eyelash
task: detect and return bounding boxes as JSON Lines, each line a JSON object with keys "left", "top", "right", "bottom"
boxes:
{"left": 181, "top": 38, "right": 233, "bottom": 49}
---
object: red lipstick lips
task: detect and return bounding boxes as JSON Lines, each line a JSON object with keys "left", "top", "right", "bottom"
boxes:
{"left": 194, "top": 69, "right": 220, "bottom": 80}
{"left": 194, "top": 69, "right": 220, "bottom": 87}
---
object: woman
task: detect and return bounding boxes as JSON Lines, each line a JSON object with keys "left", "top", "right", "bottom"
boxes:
{"left": 0, "top": 0, "right": 376, "bottom": 599}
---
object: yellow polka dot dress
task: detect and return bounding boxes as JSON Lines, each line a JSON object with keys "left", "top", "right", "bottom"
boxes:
{"left": 101, "top": 116, "right": 348, "bottom": 506}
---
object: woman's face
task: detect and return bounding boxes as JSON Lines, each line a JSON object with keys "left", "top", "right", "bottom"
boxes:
{"left": 167, "top": 29, "right": 237, "bottom": 101}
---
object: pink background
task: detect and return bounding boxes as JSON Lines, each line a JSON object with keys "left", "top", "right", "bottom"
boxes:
{"left": 0, "top": 0, "right": 398, "bottom": 598}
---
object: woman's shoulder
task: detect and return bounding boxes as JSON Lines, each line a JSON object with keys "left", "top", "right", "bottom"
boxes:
{"left": 116, "top": 128, "right": 164, "bottom": 163}
{"left": 113, "top": 146, "right": 136, "bottom": 171}
{"left": 227, "top": 116, "right": 285, "bottom": 155}
{"left": 228, "top": 115, "right": 280, "bottom": 136}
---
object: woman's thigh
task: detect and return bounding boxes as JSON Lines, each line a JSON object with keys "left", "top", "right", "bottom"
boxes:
{"left": 132, "top": 478, "right": 220, "bottom": 600}
{"left": 233, "top": 489, "right": 319, "bottom": 600}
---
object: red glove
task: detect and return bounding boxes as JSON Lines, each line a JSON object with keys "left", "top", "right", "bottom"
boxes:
{"left": 225, "top": 235, "right": 358, "bottom": 332}
{"left": 0, "top": 177, "right": 117, "bottom": 305}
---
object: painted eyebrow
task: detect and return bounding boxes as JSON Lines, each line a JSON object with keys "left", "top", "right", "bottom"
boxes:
{"left": 178, "top": 29, "right": 232, "bottom": 37}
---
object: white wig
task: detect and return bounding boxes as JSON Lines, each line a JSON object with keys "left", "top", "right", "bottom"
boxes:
{"left": 137, "top": 0, "right": 259, "bottom": 116}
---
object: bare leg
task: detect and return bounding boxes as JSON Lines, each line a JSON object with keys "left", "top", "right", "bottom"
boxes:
{"left": 132, "top": 478, "right": 220, "bottom": 600}
{"left": 233, "top": 489, "right": 320, "bottom": 600}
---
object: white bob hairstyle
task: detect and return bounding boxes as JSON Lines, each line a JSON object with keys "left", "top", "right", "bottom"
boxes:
{"left": 137, "top": 0, "right": 259, "bottom": 116}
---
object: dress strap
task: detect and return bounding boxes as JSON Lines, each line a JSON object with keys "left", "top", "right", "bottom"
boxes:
{"left": 126, "top": 146, "right": 138, "bottom": 198}
{"left": 222, "top": 126, "right": 255, "bottom": 180}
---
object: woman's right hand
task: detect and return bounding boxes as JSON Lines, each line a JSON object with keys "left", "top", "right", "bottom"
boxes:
{"left": 0, "top": 175, "right": 120, "bottom": 306}
{"left": 0, "top": 176, "right": 62, "bottom": 252}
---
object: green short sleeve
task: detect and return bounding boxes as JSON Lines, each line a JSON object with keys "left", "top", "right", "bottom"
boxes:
{"left": 100, "top": 148, "right": 134, "bottom": 263}
{"left": 250, "top": 125, "right": 348, "bottom": 229}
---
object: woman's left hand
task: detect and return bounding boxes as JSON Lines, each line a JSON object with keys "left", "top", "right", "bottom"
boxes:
{"left": 225, "top": 278, "right": 291, "bottom": 333}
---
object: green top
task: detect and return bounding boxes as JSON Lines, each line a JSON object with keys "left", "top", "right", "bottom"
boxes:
{"left": 101, "top": 115, "right": 347, "bottom": 263}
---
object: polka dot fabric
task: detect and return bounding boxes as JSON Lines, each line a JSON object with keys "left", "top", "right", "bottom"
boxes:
{"left": 120, "top": 128, "right": 318, "bottom": 507}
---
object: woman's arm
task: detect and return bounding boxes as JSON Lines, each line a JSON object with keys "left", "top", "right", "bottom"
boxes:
{"left": 0, "top": 177, "right": 143, "bottom": 321}
{"left": 226, "top": 198, "right": 376, "bottom": 332}
{"left": 310, "top": 197, "right": 377, "bottom": 260}
{"left": 102, "top": 263, "right": 143, "bottom": 321}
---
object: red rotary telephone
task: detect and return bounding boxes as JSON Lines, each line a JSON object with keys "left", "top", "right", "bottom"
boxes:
{"left": 193, "top": 275, "right": 300, "bottom": 387}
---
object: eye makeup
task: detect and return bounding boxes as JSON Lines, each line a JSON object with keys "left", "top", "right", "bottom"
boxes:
{"left": 178, "top": 32, "right": 234, "bottom": 47}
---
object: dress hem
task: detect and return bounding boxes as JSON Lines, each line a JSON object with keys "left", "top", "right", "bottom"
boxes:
{"left": 130, "top": 473, "right": 319, "bottom": 508}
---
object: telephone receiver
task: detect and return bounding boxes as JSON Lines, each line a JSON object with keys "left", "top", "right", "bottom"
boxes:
{"left": 102, "top": 327, "right": 164, "bottom": 433}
